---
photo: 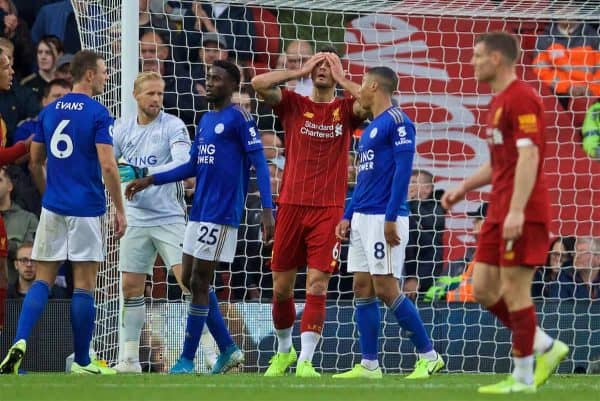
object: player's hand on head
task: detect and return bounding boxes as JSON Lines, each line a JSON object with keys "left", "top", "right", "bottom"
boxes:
{"left": 299, "top": 53, "right": 326, "bottom": 77}
{"left": 440, "top": 187, "right": 465, "bottom": 210}
{"left": 113, "top": 210, "right": 127, "bottom": 239}
{"left": 384, "top": 221, "right": 401, "bottom": 246}
{"left": 502, "top": 210, "right": 524, "bottom": 241}
{"left": 261, "top": 208, "right": 275, "bottom": 244}
{"left": 124, "top": 176, "right": 153, "bottom": 200}
{"left": 324, "top": 53, "right": 344, "bottom": 83}
{"left": 335, "top": 219, "right": 350, "bottom": 241}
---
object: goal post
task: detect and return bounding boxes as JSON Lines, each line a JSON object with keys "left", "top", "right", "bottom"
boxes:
{"left": 72, "top": 0, "right": 600, "bottom": 373}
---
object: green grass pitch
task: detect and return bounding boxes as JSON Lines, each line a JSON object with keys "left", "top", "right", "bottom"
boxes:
{"left": 0, "top": 374, "right": 597, "bottom": 401}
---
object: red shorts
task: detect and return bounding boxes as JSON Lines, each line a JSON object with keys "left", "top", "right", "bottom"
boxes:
{"left": 474, "top": 220, "right": 549, "bottom": 267}
{"left": 0, "top": 216, "right": 7, "bottom": 258}
{"left": 271, "top": 205, "right": 342, "bottom": 273}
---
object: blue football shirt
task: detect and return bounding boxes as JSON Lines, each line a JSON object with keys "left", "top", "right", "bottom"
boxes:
{"left": 349, "top": 106, "right": 416, "bottom": 219}
{"left": 33, "top": 93, "right": 114, "bottom": 217}
{"left": 188, "top": 104, "right": 264, "bottom": 226}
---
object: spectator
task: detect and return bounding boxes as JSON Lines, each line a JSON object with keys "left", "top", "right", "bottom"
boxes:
{"left": 268, "top": 157, "right": 284, "bottom": 201}
{"left": 533, "top": 20, "right": 600, "bottom": 110}
{"left": 582, "top": 99, "right": 600, "bottom": 159}
{"left": 532, "top": 236, "right": 576, "bottom": 298}
{"left": 0, "top": 0, "right": 35, "bottom": 80}
{"left": 232, "top": 90, "right": 252, "bottom": 114}
{"left": 191, "top": 32, "right": 228, "bottom": 95}
{"left": 139, "top": 0, "right": 170, "bottom": 31}
{"left": 447, "top": 203, "right": 487, "bottom": 276}
{"left": 7, "top": 242, "right": 69, "bottom": 299}
{"left": 0, "top": 166, "right": 38, "bottom": 273}
{"left": 554, "top": 237, "right": 600, "bottom": 300}
{"left": 139, "top": 29, "right": 206, "bottom": 134}
{"left": 20, "top": 35, "right": 62, "bottom": 100}
{"left": 403, "top": 169, "right": 446, "bottom": 295}
{"left": 261, "top": 131, "right": 283, "bottom": 159}
{"left": 54, "top": 53, "right": 73, "bottom": 83}
{"left": 0, "top": 38, "right": 39, "bottom": 142}
{"left": 180, "top": 1, "right": 255, "bottom": 63}
{"left": 280, "top": 40, "right": 314, "bottom": 96}
{"left": 30, "top": 0, "right": 81, "bottom": 53}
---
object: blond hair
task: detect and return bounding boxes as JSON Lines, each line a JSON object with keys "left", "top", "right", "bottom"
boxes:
{"left": 133, "top": 71, "right": 164, "bottom": 93}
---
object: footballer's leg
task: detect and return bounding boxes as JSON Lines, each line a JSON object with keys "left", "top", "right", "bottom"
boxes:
{"left": 333, "top": 272, "right": 382, "bottom": 379}
{"left": 0, "top": 261, "right": 61, "bottom": 374}
{"left": 114, "top": 271, "right": 146, "bottom": 373}
{"left": 69, "top": 262, "right": 115, "bottom": 374}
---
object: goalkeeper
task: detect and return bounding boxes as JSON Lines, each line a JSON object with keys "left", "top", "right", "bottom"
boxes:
{"left": 582, "top": 99, "right": 600, "bottom": 159}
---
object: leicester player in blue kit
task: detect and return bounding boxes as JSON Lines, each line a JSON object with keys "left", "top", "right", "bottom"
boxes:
{"left": 333, "top": 67, "right": 444, "bottom": 379}
{"left": 0, "top": 50, "right": 126, "bottom": 375}
{"left": 126, "top": 60, "right": 275, "bottom": 374}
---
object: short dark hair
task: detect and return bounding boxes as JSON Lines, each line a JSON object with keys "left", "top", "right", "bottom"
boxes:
{"left": 475, "top": 32, "right": 520, "bottom": 64}
{"left": 367, "top": 66, "right": 398, "bottom": 94}
{"left": 43, "top": 78, "right": 72, "bottom": 98}
{"left": 317, "top": 44, "right": 340, "bottom": 57}
{"left": 70, "top": 50, "right": 103, "bottom": 83}
{"left": 212, "top": 59, "right": 241, "bottom": 86}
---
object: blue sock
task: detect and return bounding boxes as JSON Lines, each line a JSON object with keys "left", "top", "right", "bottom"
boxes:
{"left": 181, "top": 303, "right": 209, "bottom": 360}
{"left": 14, "top": 280, "right": 50, "bottom": 343}
{"left": 71, "top": 289, "right": 96, "bottom": 366}
{"left": 355, "top": 297, "right": 381, "bottom": 362}
{"left": 389, "top": 294, "right": 433, "bottom": 353}
{"left": 207, "top": 288, "right": 234, "bottom": 353}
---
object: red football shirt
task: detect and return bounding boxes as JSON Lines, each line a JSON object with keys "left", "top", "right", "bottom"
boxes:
{"left": 485, "top": 79, "right": 549, "bottom": 224}
{"left": 273, "top": 89, "right": 363, "bottom": 207}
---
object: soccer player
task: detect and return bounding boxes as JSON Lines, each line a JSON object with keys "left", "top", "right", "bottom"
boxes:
{"left": 125, "top": 60, "right": 274, "bottom": 374}
{"left": 112, "top": 71, "right": 192, "bottom": 373}
{"left": 332, "top": 66, "right": 444, "bottom": 380}
{"left": 442, "top": 32, "right": 568, "bottom": 394}
{"left": 0, "top": 50, "right": 126, "bottom": 375}
{"left": 251, "top": 49, "right": 368, "bottom": 377}
{"left": 0, "top": 48, "right": 34, "bottom": 340}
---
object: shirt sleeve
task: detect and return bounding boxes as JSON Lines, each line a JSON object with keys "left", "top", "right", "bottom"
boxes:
{"left": 509, "top": 92, "right": 544, "bottom": 148}
{"left": 236, "top": 109, "right": 264, "bottom": 153}
{"left": 271, "top": 89, "right": 296, "bottom": 123}
{"left": 167, "top": 117, "right": 192, "bottom": 147}
{"left": 95, "top": 107, "right": 114, "bottom": 145}
{"left": 386, "top": 120, "right": 416, "bottom": 221}
{"left": 342, "top": 96, "right": 365, "bottom": 130}
{"left": 112, "top": 118, "right": 123, "bottom": 159}
{"left": 33, "top": 112, "right": 44, "bottom": 143}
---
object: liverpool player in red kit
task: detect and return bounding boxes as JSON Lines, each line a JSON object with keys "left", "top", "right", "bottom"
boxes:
{"left": 0, "top": 49, "right": 32, "bottom": 339}
{"left": 252, "top": 48, "right": 367, "bottom": 377}
{"left": 442, "top": 32, "right": 568, "bottom": 394}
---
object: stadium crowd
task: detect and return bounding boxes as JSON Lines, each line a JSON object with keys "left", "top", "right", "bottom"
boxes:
{"left": 0, "top": 0, "right": 598, "bottom": 307}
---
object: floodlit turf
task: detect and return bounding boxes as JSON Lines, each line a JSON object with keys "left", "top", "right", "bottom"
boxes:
{"left": 0, "top": 373, "right": 597, "bottom": 401}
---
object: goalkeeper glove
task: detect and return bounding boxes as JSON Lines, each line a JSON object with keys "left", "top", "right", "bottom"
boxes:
{"left": 582, "top": 133, "right": 599, "bottom": 158}
{"left": 118, "top": 164, "right": 148, "bottom": 183}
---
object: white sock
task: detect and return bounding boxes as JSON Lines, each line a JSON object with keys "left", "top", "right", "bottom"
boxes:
{"left": 121, "top": 296, "right": 145, "bottom": 362}
{"left": 419, "top": 350, "right": 438, "bottom": 361}
{"left": 276, "top": 327, "right": 293, "bottom": 353}
{"left": 200, "top": 325, "right": 218, "bottom": 367}
{"left": 512, "top": 355, "right": 534, "bottom": 385}
{"left": 533, "top": 327, "right": 554, "bottom": 354}
{"left": 361, "top": 358, "right": 379, "bottom": 370}
{"left": 298, "top": 331, "right": 320, "bottom": 363}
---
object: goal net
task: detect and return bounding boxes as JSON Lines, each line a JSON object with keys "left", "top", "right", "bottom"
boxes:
{"left": 72, "top": 0, "right": 600, "bottom": 374}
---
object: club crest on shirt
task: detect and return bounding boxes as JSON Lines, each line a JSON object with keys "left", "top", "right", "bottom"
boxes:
{"left": 369, "top": 128, "right": 378, "bottom": 138}
{"left": 332, "top": 107, "right": 341, "bottom": 123}
{"left": 214, "top": 123, "right": 225, "bottom": 134}
{"left": 303, "top": 112, "right": 314, "bottom": 119}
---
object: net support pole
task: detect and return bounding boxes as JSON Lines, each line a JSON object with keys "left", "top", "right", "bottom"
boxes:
{"left": 121, "top": 0, "right": 138, "bottom": 119}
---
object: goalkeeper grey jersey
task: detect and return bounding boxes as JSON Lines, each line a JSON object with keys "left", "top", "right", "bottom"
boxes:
{"left": 114, "top": 111, "right": 191, "bottom": 227}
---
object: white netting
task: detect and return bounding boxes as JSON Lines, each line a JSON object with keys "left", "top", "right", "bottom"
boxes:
{"left": 73, "top": 0, "right": 600, "bottom": 373}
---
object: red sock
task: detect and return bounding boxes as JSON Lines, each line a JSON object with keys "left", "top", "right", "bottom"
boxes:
{"left": 510, "top": 305, "right": 537, "bottom": 357}
{"left": 0, "top": 287, "right": 6, "bottom": 330}
{"left": 273, "top": 297, "right": 296, "bottom": 330}
{"left": 300, "top": 294, "right": 326, "bottom": 334}
{"left": 488, "top": 298, "right": 512, "bottom": 329}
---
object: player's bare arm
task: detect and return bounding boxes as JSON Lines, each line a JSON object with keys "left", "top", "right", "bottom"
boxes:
{"left": 383, "top": 221, "right": 401, "bottom": 246}
{"left": 97, "top": 143, "right": 127, "bottom": 239}
{"left": 441, "top": 161, "right": 492, "bottom": 209}
{"left": 125, "top": 175, "right": 154, "bottom": 199}
{"left": 251, "top": 53, "right": 326, "bottom": 106}
{"left": 28, "top": 141, "right": 47, "bottom": 194}
{"left": 335, "top": 219, "right": 350, "bottom": 241}
{"left": 323, "top": 53, "right": 370, "bottom": 120}
{"left": 503, "top": 145, "right": 539, "bottom": 241}
{"left": 262, "top": 208, "right": 275, "bottom": 244}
